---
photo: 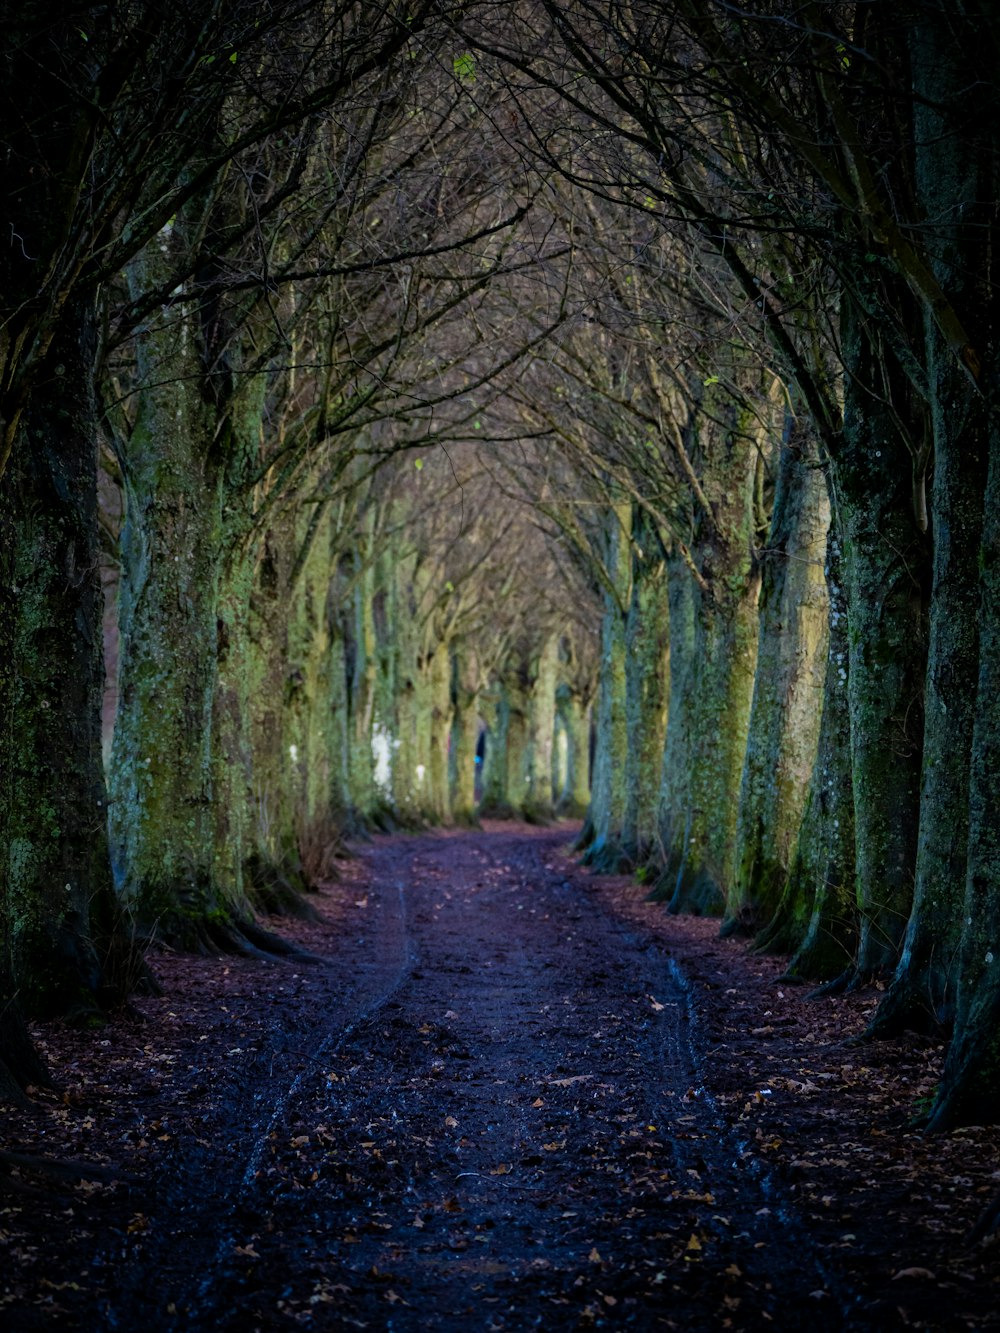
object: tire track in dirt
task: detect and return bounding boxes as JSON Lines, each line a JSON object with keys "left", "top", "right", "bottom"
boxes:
{"left": 101, "top": 876, "right": 415, "bottom": 1329}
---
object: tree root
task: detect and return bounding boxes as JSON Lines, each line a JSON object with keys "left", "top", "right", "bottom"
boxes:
{"left": 866, "top": 978, "right": 947, "bottom": 1040}
{"left": 195, "top": 916, "right": 320, "bottom": 964}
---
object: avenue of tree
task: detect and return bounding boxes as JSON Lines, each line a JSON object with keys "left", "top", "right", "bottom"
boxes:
{"left": 1, "top": 0, "right": 998, "bottom": 1138}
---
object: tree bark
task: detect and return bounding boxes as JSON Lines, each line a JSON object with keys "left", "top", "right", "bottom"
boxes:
{"left": 760, "top": 503, "right": 857, "bottom": 979}
{"left": 870, "top": 10, "right": 991, "bottom": 1037}
{"left": 1, "top": 293, "right": 137, "bottom": 1017}
{"left": 525, "top": 634, "right": 559, "bottom": 822}
{"left": 621, "top": 507, "right": 670, "bottom": 865}
{"left": 836, "top": 295, "right": 929, "bottom": 981}
{"left": 728, "top": 416, "right": 829, "bottom": 934}
{"left": 452, "top": 644, "right": 482, "bottom": 825}
{"left": 111, "top": 257, "right": 225, "bottom": 942}
{"left": 660, "top": 380, "right": 761, "bottom": 914}
{"left": 583, "top": 505, "right": 631, "bottom": 871}
{"left": 556, "top": 684, "right": 592, "bottom": 818}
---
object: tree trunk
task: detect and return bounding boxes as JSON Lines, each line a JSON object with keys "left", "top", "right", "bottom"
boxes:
{"left": 111, "top": 265, "right": 225, "bottom": 943}
{"left": 112, "top": 253, "right": 268, "bottom": 951}
{"left": 584, "top": 505, "right": 631, "bottom": 871}
{"left": 497, "top": 672, "right": 531, "bottom": 819}
{"left": 654, "top": 553, "right": 696, "bottom": 895}
{"left": 870, "top": 11, "right": 990, "bottom": 1037}
{"left": 928, "top": 434, "right": 1000, "bottom": 1128}
{"left": 557, "top": 685, "right": 592, "bottom": 819}
{"left": 452, "top": 645, "right": 481, "bottom": 825}
{"left": 1, "top": 292, "right": 136, "bottom": 1017}
{"left": 728, "top": 416, "right": 830, "bottom": 934}
{"left": 427, "top": 644, "right": 453, "bottom": 824}
{"left": 761, "top": 506, "right": 857, "bottom": 979}
{"left": 346, "top": 532, "right": 378, "bottom": 826}
{"left": 621, "top": 508, "right": 670, "bottom": 865}
{"left": 661, "top": 379, "right": 762, "bottom": 914}
{"left": 525, "top": 634, "right": 559, "bottom": 822}
{"left": 836, "top": 295, "right": 929, "bottom": 980}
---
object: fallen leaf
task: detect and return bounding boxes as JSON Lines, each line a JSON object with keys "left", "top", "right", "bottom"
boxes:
{"left": 548, "top": 1074, "right": 593, "bottom": 1087}
{"left": 490, "top": 1163, "right": 512, "bottom": 1175}
{"left": 444, "top": 1116, "right": 458, "bottom": 1128}
{"left": 588, "top": 1248, "right": 602, "bottom": 1263}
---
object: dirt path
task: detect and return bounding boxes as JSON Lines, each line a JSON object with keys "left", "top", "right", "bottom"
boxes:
{"left": 110, "top": 829, "right": 868, "bottom": 1330}
{"left": 4, "top": 826, "right": 1000, "bottom": 1329}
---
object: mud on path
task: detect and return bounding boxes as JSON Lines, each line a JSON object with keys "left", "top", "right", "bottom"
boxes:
{"left": 3, "top": 825, "right": 1000, "bottom": 1330}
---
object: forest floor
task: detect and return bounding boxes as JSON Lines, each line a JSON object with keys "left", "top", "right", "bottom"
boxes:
{"left": 2, "top": 823, "right": 1000, "bottom": 1331}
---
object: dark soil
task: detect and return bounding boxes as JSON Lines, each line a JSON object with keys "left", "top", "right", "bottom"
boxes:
{"left": 2, "top": 824, "right": 999, "bottom": 1330}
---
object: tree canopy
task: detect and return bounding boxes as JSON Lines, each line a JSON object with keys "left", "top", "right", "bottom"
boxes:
{"left": 2, "top": 0, "right": 999, "bottom": 1141}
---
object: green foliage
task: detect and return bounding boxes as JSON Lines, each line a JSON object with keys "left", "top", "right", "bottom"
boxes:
{"left": 452, "top": 51, "right": 475, "bottom": 85}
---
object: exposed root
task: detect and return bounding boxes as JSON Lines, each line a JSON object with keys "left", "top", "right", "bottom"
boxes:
{"left": 581, "top": 837, "right": 632, "bottom": 874}
{"left": 246, "top": 852, "right": 319, "bottom": 921}
{"left": 866, "top": 979, "right": 947, "bottom": 1041}
{"left": 573, "top": 815, "right": 595, "bottom": 852}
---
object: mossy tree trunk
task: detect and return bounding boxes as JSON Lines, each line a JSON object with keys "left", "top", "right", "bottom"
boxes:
{"left": 112, "top": 227, "right": 273, "bottom": 952}
{"left": 525, "top": 634, "right": 559, "bottom": 822}
{"left": 1, "top": 292, "right": 137, "bottom": 1017}
{"left": 243, "top": 490, "right": 336, "bottom": 911}
{"left": 728, "top": 415, "right": 830, "bottom": 934}
{"left": 477, "top": 684, "right": 508, "bottom": 817}
{"left": 491, "top": 670, "right": 531, "bottom": 819}
{"left": 556, "top": 683, "right": 592, "bottom": 819}
{"left": 427, "top": 642, "right": 454, "bottom": 824}
{"left": 654, "top": 553, "right": 696, "bottom": 894}
{"left": 111, "top": 248, "right": 225, "bottom": 943}
{"left": 836, "top": 295, "right": 929, "bottom": 981}
{"left": 661, "top": 379, "right": 763, "bottom": 914}
{"left": 452, "top": 644, "right": 482, "bottom": 825}
{"left": 760, "top": 508, "right": 858, "bottom": 980}
{"left": 583, "top": 504, "right": 631, "bottom": 871}
{"left": 389, "top": 551, "right": 438, "bottom": 825}
{"left": 928, "top": 421, "right": 1000, "bottom": 1128}
{"left": 621, "top": 506, "right": 670, "bottom": 866}
{"left": 346, "top": 520, "right": 379, "bottom": 827}
{"left": 871, "top": 13, "right": 991, "bottom": 1038}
